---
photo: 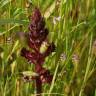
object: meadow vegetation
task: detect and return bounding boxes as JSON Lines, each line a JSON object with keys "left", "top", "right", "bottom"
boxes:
{"left": 0, "top": 0, "right": 96, "bottom": 96}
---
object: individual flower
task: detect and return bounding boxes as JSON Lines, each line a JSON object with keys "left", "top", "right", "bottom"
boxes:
{"left": 39, "top": 68, "right": 53, "bottom": 84}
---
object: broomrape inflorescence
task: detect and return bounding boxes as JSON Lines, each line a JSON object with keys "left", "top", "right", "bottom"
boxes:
{"left": 20, "top": 7, "right": 55, "bottom": 95}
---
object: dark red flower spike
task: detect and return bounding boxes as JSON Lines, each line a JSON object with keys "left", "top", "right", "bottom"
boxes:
{"left": 20, "top": 7, "right": 55, "bottom": 96}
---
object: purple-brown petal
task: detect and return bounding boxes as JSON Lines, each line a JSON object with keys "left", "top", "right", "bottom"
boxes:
{"left": 31, "top": 7, "right": 41, "bottom": 24}
{"left": 37, "top": 17, "right": 45, "bottom": 31}
{"left": 38, "top": 68, "right": 53, "bottom": 84}
{"left": 28, "top": 37, "right": 40, "bottom": 52}
{"left": 21, "top": 48, "right": 37, "bottom": 64}
{"left": 21, "top": 48, "right": 45, "bottom": 65}
{"left": 38, "top": 28, "right": 49, "bottom": 42}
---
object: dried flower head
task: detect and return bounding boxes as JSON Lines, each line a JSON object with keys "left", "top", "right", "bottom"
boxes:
{"left": 72, "top": 53, "right": 79, "bottom": 64}
{"left": 72, "top": 53, "right": 80, "bottom": 73}
{"left": 60, "top": 52, "right": 67, "bottom": 61}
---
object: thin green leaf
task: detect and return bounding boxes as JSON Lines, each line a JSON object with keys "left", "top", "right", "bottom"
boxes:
{"left": 0, "top": 19, "right": 29, "bottom": 25}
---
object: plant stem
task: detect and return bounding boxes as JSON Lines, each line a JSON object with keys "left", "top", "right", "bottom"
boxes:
{"left": 35, "top": 77, "right": 42, "bottom": 96}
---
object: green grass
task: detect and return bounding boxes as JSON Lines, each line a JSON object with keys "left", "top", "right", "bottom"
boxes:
{"left": 0, "top": 0, "right": 96, "bottom": 96}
